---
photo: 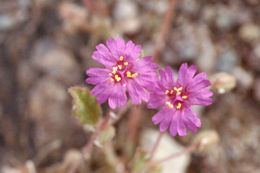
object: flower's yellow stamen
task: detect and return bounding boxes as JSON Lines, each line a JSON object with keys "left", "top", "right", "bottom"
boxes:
{"left": 174, "top": 87, "right": 183, "bottom": 95}
{"left": 118, "top": 65, "right": 123, "bottom": 70}
{"left": 120, "top": 56, "right": 124, "bottom": 61}
{"left": 132, "top": 73, "right": 138, "bottom": 78}
{"left": 115, "top": 75, "right": 121, "bottom": 82}
{"left": 126, "top": 71, "right": 132, "bottom": 77}
{"left": 112, "top": 67, "right": 118, "bottom": 74}
{"left": 182, "top": 95, "right": 188, "bottom": 99}
{"left": 170, "top": 90, "right": 174, "bottom": 94}
{"left": 176, "top": 102, "right": 182, "bottom": 109}
{"left": 165, "top": 101, "right": 173, "bottom": 108}
{"left": 110, "top": 78, "right": 114, "bottom": 82}
{"left": 124, "top": 62, "right": 128, "bottom": 66}
{"left": 165, "top": 90, "right": 169, "bottom": 94}
{"left": 127, "top": 71, "right": 138, "bottom": 78}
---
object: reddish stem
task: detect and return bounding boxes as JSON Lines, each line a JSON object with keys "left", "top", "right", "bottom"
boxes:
{"left": 153, "top": 0, "right": 178, "bottom": 62}
{"left": 149, "top": 132, "right": 164, "bottom": 161}
{"left": 68, "top": 111, "right": 111, "bottom": 173}
{"left": 82, "top": 110, "right": 111, "bottom": 156}
{"left": 150, "top": 143, "right": 198, "bottom": 165}
{"left": 82, "top": 0, "right": 95, "bottom": 15}
{"left": 127, "top": 105, "right": 142, "bottom": 142}
{"left": 110, "top": 101, "right": 133, "bottom": 126}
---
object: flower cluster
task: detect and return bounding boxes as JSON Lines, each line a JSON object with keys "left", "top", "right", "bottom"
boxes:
{"left": 86, "top": 38, "right": 213, "bottom": 136}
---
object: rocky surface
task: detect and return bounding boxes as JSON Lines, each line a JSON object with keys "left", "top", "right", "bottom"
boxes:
{"left": 0, "top": 0, "right": 260, "bottom": 172}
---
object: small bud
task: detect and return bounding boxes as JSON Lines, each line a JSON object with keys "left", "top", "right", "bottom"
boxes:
{"left": 210, "top": 73, "right": 236, "bottom": 94}
{"left": 193, "top": 130, "right": 219, "bottom": 152}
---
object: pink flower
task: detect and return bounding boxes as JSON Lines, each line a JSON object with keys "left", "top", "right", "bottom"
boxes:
{"left": 147, "top": 63, "right": 213, "bottom": 136}
{"left": 86, "top": 38, "right": 158, "bottom": 109}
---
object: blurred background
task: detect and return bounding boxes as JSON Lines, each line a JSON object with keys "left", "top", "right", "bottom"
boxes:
{"left": 0, "top": 0, "right": 260, "bottom": 172}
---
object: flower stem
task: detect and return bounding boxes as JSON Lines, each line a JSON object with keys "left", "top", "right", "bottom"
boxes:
{"left": 69, "top": 102, "right": 133, "bottom": 173}
{"left": 68, "top": 111, "right": 111, "bottom": 173}
{"left": 153, "top": 0, "right": 178, "bottom": 62}
{"left": 150, "top": 143, "right": 198, "bottom": 165}
{"left": 82, "top": 110, "right": 111, "bottom": 157}
{"left": 110, "top": 101, "right": 133, "bottom": 126}
{"left": 149, "top": 132, "right": 164, "bottom": 161}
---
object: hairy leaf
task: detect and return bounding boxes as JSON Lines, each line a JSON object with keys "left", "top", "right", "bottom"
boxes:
{"left": 69, "top": 86, "right": 101, "bottom": 125}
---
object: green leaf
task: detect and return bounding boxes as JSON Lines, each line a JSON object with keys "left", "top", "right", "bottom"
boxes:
{"left": 68, "top": 86, "right": 102, "bottom": 125}
{"left": 132, "top": 149, "right": 148, "bottom": 172}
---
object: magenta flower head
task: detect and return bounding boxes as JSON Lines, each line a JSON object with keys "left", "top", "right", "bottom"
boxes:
{"left": 147, "top": 63, "right": 213, "bottom": 136}
{"left": 86, "top": 38, "right": 158, "bottom": 109}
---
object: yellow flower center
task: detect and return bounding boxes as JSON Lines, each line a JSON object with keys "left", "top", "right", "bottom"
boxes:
{"left": 164, "top": 86, "right": 187, "bottom": 110}
{"left": 174, "top": 87, "right": 183, "bottom": 95}
{"left": 176, "top": 102, "right": 182, "bottom": 109}
{"left": 165, "top": 101, "right": 182, "bottom": 109}
{"left": 182, "top": 95, "right": 188, "bottom": 99}
{"left": 114, "top": 75, "right": 121, "bottom": 82}
{"left": 110, "top": 56, "right": 138, "bottom": 83}
{"left": 118, "top": 65, "right": 123, "bottom": 70}
{"left": 165, "top": 87, "right": 188, "bottom": 99}
{"left": 165, "top": 101, "right": 173, "bottom": 108}
{"left": 126, "top": 71, "right": 138, "bottom": 78}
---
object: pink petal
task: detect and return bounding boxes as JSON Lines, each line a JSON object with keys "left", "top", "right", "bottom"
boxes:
{"left": 96, "top": 44, "right": 114, "bottom": 61}
{"left": 147, "top": 94, "right": 166, "bottom": 109}
{"left": 177, "top": 63, "right": 197, "bottom": 87}
{"left": 86, "top": 76, "right": 107, "bottom": 85}
{"left": 159, "top": 69, "right": 167, "bottom": 87}
{"left": 187, "top": 72, "right": 208, "bottom": 90}
{"left": 106, "top": 38, "right": 118, "bottom": 58}
{"left": 169, "top": 112, "right": 178, "bottom": 136}
{"left": 92, "top": 51, "right": 115, "bottom": 67}
{"left": 186, "top": 120, "right": 198, "bottom": 132}
{"left": 86, "top": 68, "right": 109, "bottom": 76}
{"left": 188, "top": 79, "right": 211, "bottom": 92}
{"left": 183, "top": 113, "right": 198, "bottom": 132}
{"left": 165, "top": 66, "right": 175, "bottom": 86}
{"left": 108, "top": 96, "right": 117, "bottom": 109}
{"left": 125, "top": 40, "right": 135, "bottom": 55}
{"left": 96, "top": 87, "right": 111, "bottom": 103}
{"left": 132, "top": 45, "right": 142, "bottom": 59}
{"left": 108, "top": 85, "right": 127, "bottom": 109}
{"left": 116, "top": 86, "right": 127, "bottom": 108}
{"left": 91, "top": 84, "right": 108, "bottom": 95}
{"left": 158, "top": 108, "right": 172, "bottom": 132}
{"left": 184, "top": 107, "right": 201, "bottom": 127}
{"left": 134, "top": 56, "right": 158, "bottom": 72}
{"left": 127, "top": 81, "right": 149, "bottom": 104}
{"left": 177, "top": 111, "right": 186, "bottom": 136}
{"left": 152, "top": 108, "right": 169, "bottom": 125}
{"left": 135, "top": 72, "right": 159, "bottom": 92}
{"left": 127, "top": 82, "right": 141, "bottom": 104}
{"left": 188, "top": 90, "right": 213, "bottom": 106}
{"left": 177, "top": 63, "right": 188, "bottom": 86}
{"left": 116, "top": 38, "right": 125, "bottom": 50}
